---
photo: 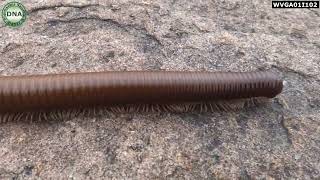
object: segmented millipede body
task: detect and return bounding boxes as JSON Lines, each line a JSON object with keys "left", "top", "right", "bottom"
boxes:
{"left": 0, "top": 70, "right": 283, "bottom": 121}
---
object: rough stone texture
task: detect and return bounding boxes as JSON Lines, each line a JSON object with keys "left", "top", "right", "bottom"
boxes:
{"left": 0, "top": 0, "right": 319, "bottom": 179}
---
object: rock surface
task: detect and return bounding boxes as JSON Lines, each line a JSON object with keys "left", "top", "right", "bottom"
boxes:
{"left": 0, "top": 0, "right": 319, "bottom": 179}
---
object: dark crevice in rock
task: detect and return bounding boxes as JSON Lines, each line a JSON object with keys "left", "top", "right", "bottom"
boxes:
{"left": 28, "top": 4, "right": 100, "bottom": 14}
{"left": 271, "top": 65, "right": 319, "bottom": 81}
{"left": 44, "top": 16, "right": 163, "bottom": 46}
{"left": 1, "top": 43, "right": 22, "bottom": 53}
{"left": 280, "top": 116, "right": 292, "bottom": 145}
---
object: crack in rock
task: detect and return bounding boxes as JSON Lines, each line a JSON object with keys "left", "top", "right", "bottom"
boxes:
{"left": 44, "top": 16, "right": 162, "bottom": 46}
{"left": 28, "top": 4, "right": 100, "bottom": 14}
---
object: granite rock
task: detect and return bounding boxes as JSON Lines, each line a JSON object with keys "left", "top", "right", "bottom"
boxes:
{"left": 0, "top": 0, "right": 319, "bottom": 179}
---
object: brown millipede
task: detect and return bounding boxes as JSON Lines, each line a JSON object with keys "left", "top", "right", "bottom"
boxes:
{"left": 0, "top": 70, "right": 283, "bottom": 122}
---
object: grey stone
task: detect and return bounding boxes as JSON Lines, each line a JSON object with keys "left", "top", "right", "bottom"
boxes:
{"left": 0, "top": 0, "right": 319, "bottom": 179}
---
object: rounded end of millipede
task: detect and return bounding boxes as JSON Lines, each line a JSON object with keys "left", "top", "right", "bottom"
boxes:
{"left": 263, "top": 71, "right": 284, "bottom": 98}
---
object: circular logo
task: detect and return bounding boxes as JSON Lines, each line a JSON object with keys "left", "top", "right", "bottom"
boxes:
{"left": 1, "top": 1, "right": 27, "bottom": 28}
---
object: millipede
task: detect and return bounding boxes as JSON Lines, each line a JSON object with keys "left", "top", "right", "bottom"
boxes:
{"left": 0, "top": 70, "right": 283, "bottom": 123}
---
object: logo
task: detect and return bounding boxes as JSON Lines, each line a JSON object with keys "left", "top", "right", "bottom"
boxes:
{"left": 1, "top": 1, "right": 27, "bottom": 28}
{"left": 272, "top": 1, "right": 319, "bottom": 8}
